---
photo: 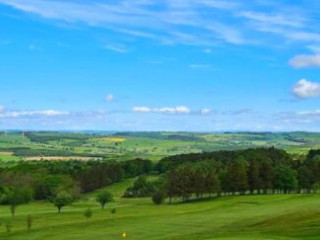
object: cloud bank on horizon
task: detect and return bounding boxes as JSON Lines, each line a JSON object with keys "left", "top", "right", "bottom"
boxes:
{"left": 0, "top": 0, "right": 320, "bottom": 131}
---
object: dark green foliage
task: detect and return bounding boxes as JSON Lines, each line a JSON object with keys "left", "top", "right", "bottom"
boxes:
{"left": 26, "top": 214, "right": 33, "bottom": 232}
{"left": 6, "top": 187, "right": 33, "bottom": 218}
{"left": 274, "top": 165, "right": 298, "bottom": 193}
{"left": 166, "top": 163, "right": 220, "bottom": 202}
{"left": 5, "top": 221, "right": 12, "bottom": 234}
{"left": 157, "top": 147, "right": 320, "bottom": 203}
{"left": 84, "top": 208, "right": 93, "bottom": 219}
{"left": 152, "top": 190, "right": 165, "bottom": 205}
{"left": 111, "top": 208, "right": 116, "bottom": 214}
{"left": 52, "top": 191, "right": 73, "bottom": 213}
{"left": 96, "top": 191, "right": 113, "bottom": 209}
{"left": 0, "top": 158, "right": 152, "bottom": 205}
{"left": 123, "top": 176, "right": 156, "bottom": 198}
{"left": 25, "top": 132, "right": 91, "bottom": 144}
{"left": 225, "top": 157, "right": 248, "bottom": 195}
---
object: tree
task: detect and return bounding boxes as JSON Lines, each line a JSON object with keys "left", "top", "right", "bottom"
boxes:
{"left": 274, "top": 165, "right": 298, "bottom": 194}
{"left": 205, "top": 167, "right": 220, "bottom": 197}
{"left": 297, "top": 165, "right": 313, "bottom": 193}
{"left": 26, "top": 214, "right": 33, "bottom": 232}
{"left": 84, "top": 208, "right": 92, "bottom": 220}
{"left": 225, "top": 157, "right": 248, "bottom": 195}
{"left": 248, "top": 160, "right": 261, "bottom": 194}
{"left": 96, "top": 191, "right": 113, "bottom": 209}
{"left": 260, "top": 159, "right": 274, "bottom": 194}
{"left": 6, "top": 221, "right": 12, "bottom": 234}
{"left": 52, "top": 191, "right": 73, "bottom": 213}
{"left": 7, "top": 187, "right": 33, "bottom": 218}
{"left": 111, "top": 208, "right": 116, "bottom": 218}
{"left": 152, "top": 190, "right": 165, "bottom": 205}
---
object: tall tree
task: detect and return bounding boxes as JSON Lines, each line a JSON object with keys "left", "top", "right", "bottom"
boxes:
{"left": 274, "top": 165, "right": 298, "bottom": 194}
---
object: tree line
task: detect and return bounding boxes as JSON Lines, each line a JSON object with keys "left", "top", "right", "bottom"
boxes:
{"left": 121, "top": 148, "right": 320, "bottom": 204}
{"left": 153, "top": 147, "right": 320, "bottom": 203}
{"left": 0, "top": 158, "right": 153, "bottom": 214}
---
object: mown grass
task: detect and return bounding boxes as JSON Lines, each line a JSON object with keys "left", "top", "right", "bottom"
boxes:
{"left": 1, "top": 179, "right": 320, "bottom": 240}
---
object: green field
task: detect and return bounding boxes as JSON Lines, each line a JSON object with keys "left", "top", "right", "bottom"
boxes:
{"left": 1, "top": 131, "right": 320, "bottom": 162}
{"left": 0, "top": 178, "right": 320, "bottom": 240}
{"left": 1, "top": 131, "right": 320, "bottom": 240}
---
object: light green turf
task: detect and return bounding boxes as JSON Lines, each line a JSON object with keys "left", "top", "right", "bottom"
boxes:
{"left": 1, "top": 179, "right": 320, "bottom": 240}
{"left": 0, "top": 153, "right": 20, "bottom": 162}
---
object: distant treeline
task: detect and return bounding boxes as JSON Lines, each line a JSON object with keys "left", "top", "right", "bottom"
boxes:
{"left": 25, "top": 132, "right": 92, "bottom": 143}
{"left": 0, "top": 147, "right": 103, "bottom": 158}
{"left": 114, "top": 132, "right": 203, "bottom": 141}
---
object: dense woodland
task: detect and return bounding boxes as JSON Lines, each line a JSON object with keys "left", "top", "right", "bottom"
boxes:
{"left": 0, "top": 158, "right": 152, "bottom": 212}
{"left": 124, "top": 147, "right": 320, "bottom": 203}
{"left": 1, "top": 147, "right": 320, "bottom": 208}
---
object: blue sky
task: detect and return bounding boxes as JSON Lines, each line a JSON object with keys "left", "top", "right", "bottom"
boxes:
{"left": 0, "top": 0, "right": 320, "bottom": 131}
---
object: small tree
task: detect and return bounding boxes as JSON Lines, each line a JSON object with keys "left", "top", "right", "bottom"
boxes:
{"left": 27, "top": 214, "right": 33, "bottom": 232}
{"left": 152, "top": 190, "right": 165, "bottom": 205}
{"left": 52, "top": 191, "right": 73, "bottom": 213}
{"left": 84, "top": 208, "right": 92, "bottom": 220}
{"left": 9, "top": 205, "right": 16, "bottom": 219}
{"left": 7, "top": 187, "right": 33, "bottom": 218}
{"left": 111, "top": 208, "right": 116, "bottom": 218}
{"left": 96, "top": 191, "right": 113, "bottom": 209}
{"left": 6, "top": 221, "right": 12, "bottom": 234}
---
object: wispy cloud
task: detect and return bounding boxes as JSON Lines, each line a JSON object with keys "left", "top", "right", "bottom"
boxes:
{"left": 275, "top": 109, "right": 320, "bottom": 124}
{"left": 133, "top": 106, "right": 211, "bottom": 115}
{"left": 0, "top": 109, "right": 69, "bottom": 118}
{"left": 189, "top": 64, "right": 212, "bottom": 69}
{"left": 289, "top": 54, "right": 320, "bottom": 68}
{"left": 2, "top": 0, "right": 320, "bottom": 49}
{"left": 104, "top": 45, "right": 129, "bottom": 53}
{"left": 0, "top": 0, "right": 246, "bottom": 46}
{"left": 239, "top": 11, "right": 305, "bottom": 28}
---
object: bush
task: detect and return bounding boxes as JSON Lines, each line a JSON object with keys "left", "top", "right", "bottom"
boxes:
{"left": 84, "top": 208, "right": 93, "bottom": 219}
{"left": 152, "top": 190, "right": 165, "bottom": 205}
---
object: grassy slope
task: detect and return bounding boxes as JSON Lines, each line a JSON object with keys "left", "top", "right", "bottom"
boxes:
{"left": 1, "top": 179, "right": 320, "bottom": 240}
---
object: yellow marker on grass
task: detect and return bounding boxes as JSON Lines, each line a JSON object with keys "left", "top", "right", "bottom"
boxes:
{"left": 122, "top": 232, "right": 127, "bottom": 238}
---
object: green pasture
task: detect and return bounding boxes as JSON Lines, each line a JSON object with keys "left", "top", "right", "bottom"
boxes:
{"left": 1, "top": 179, "right": 320, "bottom": 240}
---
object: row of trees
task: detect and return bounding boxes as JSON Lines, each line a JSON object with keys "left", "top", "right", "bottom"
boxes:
{"left": 151, "top": 148, "right": 320, "bottom": 203}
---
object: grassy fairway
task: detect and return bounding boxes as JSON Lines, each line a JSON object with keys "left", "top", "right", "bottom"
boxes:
{"left": 1, "top": 180, "right": 320, "bottom": 240}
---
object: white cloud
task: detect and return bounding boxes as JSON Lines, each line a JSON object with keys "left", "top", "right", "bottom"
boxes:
{"left": 133, "top": 106, "right": 194, "bottom": 114}
{"left": 105, "top": 94, "right": 114, "bottom": 102}
{"left": 133, "top": 106, "right": 213, "bottom": 115}
{"left": 132, "top": 106, "right": 152, "bottom": 113}
{"left": 156, "top": 106, "right": 191, "bottom": 114}
{"left": 0, "top": 105, "right": 5, "bottom": 112}
{"left": 289, "top": 54, "right": 320, "bottom": 68}
{"left": 292, "top": 79, "right": 320, "bottom": 99}
{"left": 200, "top": 108, "right": 211, "bottom": 115}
